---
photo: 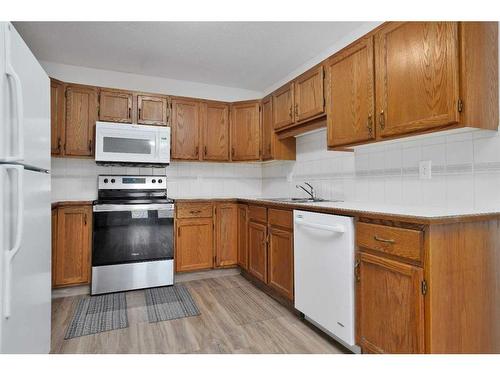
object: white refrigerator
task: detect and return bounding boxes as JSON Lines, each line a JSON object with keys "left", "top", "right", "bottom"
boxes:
{"left": 0, "top": 22, "right": 51, "bottom": 353}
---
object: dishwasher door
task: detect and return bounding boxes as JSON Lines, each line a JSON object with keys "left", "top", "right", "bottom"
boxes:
{"left": 293, "top": 210, "right": 355, "bottom": 347}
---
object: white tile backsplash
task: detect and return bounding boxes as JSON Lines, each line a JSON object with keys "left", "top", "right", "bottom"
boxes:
{"left": 53, "top": 126, "right": 500, "bottom": 209}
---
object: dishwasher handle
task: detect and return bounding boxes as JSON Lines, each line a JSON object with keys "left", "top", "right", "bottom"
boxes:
{"left": 294, "top": 218, "right": 345, "bottom": 233}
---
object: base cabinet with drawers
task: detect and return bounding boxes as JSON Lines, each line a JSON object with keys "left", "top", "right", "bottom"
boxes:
{"left": 51, "top": 203, "right": 92, "bottom": 288}
{"left": 355, "top": 217, "right": 500, "bottom": 354}
{"left": 175, "top": 202, "right": 238, "bottom": 272}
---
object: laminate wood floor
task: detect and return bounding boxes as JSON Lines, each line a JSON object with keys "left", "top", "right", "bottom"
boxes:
{"left": 50, "top": 275, "right": 346, "bottom": 354}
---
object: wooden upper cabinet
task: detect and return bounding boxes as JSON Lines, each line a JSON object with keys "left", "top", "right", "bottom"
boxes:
{"left": 375, "top": 22, "right": 460, "bottom": 138}
{"left": 248, "top": 220, "right": 268, "bottom": 283}
{"left": 294, "top": 65, "right": 324, "bottom": 122}
{"left": 138, "top": 94, "right": 169, "bottom": 126}
{"left": 201, "top": 101, "right": 230, "bottom": 161}
{"left": 261, "top": 96, "right": 273, "bottom": 160}
{"left": 175, "top": 217, "right": 214, "bottom": 272}
{"left": 50, "top": 79, "right": 65, "bottom": 155}
{"left": 237, "top": 204, "right": 249, "bottom": 270}
{"left": 273, "top": 82, "right": 294, "bottom": 130}
{"left": 171, "top": 98, "right": 200, "bottom": 160}
{"left": 358, "top": 252, "right": 425, "bottom": 354}
{"left": 215, "top": 203, "right": 238, "bottom": 267}
{"left": 64, "top": 85, "right": 98, "bottom": 157}
{"left": 230, "top": 101, "right": 261, "bottom": 161}
{"left": 327, "top": 36, "right": 376, "bottom": 147}
{"left": 53, "top": 205, "right": 92, "bottom": 287}
{"left": 99, "top": 89, "right": 133, "bottom": 123}
{"left": 267, "top": 226, "right": 294, "bottom": 300}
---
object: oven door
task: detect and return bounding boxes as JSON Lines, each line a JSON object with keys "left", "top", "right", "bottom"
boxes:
{"left": 92, "top": 203, "right": 174, "bottom": 266}
{"left": 95, "top": 122, "right": 170, "bottom": 164}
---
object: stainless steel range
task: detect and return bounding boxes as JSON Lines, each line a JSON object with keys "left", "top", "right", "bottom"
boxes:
{"left": 91, "top": 175, "right": 174, "bottom": 295}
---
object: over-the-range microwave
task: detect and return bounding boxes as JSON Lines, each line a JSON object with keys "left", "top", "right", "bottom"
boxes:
{"left": 95, "top": 122, "right": 171, "bottom": 165}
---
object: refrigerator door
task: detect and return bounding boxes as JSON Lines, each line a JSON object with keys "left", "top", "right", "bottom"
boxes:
{"left": 0, "top": 22, "right": 50, "bottom": 170}
{"left": 0, "top": 165, "right": 51, "bottom": 353}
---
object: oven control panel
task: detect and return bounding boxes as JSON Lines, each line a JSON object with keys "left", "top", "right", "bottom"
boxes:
{"left": 98, "top": 175, "right": 167, "bottom": 190}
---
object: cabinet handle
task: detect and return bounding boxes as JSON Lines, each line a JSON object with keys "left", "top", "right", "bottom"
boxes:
{"left": 379, "top": 110, "right": 385, "bottom": 130}
{"left": 367, "top": 114, "right": 373, "bottom": 135}
{"left": 189, "top": 210, "right": 201, "bottom": 214}
{"left": 231, "top": 147, "right": 235, "bottom": 158}
{"left": 128, "top": 107, "right": 131, "bottom": 119}
{"left": 195, "top": 145, "right": 199, "bottom": 156}
{"left": 84, "top": 213, "right": 87, "bottom": 226}
{"left": 289, "top": 106, "right": 292, "bottom": 119}
{"left": 374, "top": 235, "right": 395, "bottom": 244}
{"left": 354, "top": 260, "right": 360, "bottom": 282}
{"left": 295, "top": 103, "right": 299, "bottom": 118}
{"left": 57, "top": 138, "right": 62, "bottom": 152}
{"left": 88, "top": 140, "right": 92, "bottom": 152}
{"left": 204, "top": 145, "right": 207, "bottom": 156}
{"left": 138, "top": 107, "right": 142, "bottom": 119}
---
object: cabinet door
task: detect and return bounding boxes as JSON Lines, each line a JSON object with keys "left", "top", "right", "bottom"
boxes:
{"left": 268, "top": 227, "right": 294, "bottom": 300}
{"left": 176, "top": 218, "right": 213, "bottom": 272}
{"left": 248, "top": 221, "right": 268, "bottom": 283}
{"left": 261, "top": 96, "right": 273, "bottom": 161}
{"left": 65, "top": 85, "right": 98, "bottom": 157}
{"left": 171, "top": 98, "right": 200, "bottom": 160}
{"left": 201, "top": 101, "right": 230, "bottom": 161}
{"left": 295, "top": 65, "right": 324, "bottom": 122}
{"left": 230, "top": 101, "right": 261, "bottom": 161}
{"left": 54, "top": 206, "right": 92, "bottom": 287}
{"left": 99, "top": 89, "right": 133, "bottom": 123}
{"left": 358, "top": 252, "right": 425, "bottom": 354}
{"left": 138, "top": 95, "right": 169, "bottom": 126}
{"left": 50, "top": 79, "right": 65, "bottom": 156}
{"left": 237, "top": 204, "right": 248, "bottom": 270}
{"left": 327, "top": 36, "right": 376, "bottom": 147}
{"left": 375, "top": 22, "right": 460, "bottom": 138}
{"left": 272, "top": 82, "right": 294, "bottom": 129}
{"left": 215, "top": 203, "right": 238, "bottom": 267}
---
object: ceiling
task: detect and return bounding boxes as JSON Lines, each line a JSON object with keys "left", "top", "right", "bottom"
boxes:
{"left": 13, "top": 22, "right": 365, "bottom": 91}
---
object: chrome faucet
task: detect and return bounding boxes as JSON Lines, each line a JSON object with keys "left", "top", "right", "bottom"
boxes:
{"left": 296, "top": 182, "right": 315, "bottom": 200}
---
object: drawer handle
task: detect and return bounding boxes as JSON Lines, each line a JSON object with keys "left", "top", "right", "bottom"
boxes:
{"left": 189, "top": 210, "right": 202, "bottom": 214}
{"left": 374, "top": 235, "right": 395, "bottom": 244}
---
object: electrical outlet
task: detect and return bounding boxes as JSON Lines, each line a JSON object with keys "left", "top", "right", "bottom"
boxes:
{"left": 419, "top": 160, "right": 432, "bottom": 180}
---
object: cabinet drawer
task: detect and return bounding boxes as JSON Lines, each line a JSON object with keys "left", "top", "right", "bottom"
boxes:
{"left": 248, "top": 205, "right": 267, "bottom": 223}
{"left": 356, "top": 222, "right": 423, "bottom": 262}
{"left": 268, "top": 208, "right": 293, "bottom": 230}
{"left": 176, "top": 203, "right": 213, "bottom": 219}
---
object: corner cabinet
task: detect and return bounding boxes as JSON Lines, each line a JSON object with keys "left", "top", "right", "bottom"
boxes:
{"left": 230, "top": 101, "right": 261, "bottom": 161}
{"left": 214, "top": 203, "right": 238, "bottom": 267}
{"left": 237, "top": 204, "right": 249, "bottom": 270}
{"left": 52, "top": 204, "right": 92, "bottom": 287}
{"left": 261, "top": 96, "right": 296, "bottom": 161}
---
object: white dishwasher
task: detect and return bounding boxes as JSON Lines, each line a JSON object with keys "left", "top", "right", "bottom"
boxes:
{"left": 294, "top": 210, "right": 356, "bottom": 349}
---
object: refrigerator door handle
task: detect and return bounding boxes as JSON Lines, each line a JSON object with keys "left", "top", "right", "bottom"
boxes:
{"left": 3, "top": 23, "right": 24, "bottom": 162}
{"left": 1, "top": 165, "right": 24, "bottom": 319}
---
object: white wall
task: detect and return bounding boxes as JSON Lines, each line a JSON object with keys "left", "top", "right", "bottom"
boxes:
{"left": 42, "top": 61, "right": 263, "bottom": 102}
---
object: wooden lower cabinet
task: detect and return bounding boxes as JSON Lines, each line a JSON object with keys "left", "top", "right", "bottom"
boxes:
{"left": 267, "top": 226, "right": 294, "bottom": 300}
{"left": 237, "top": 204, "right": 249, "bottom": 270}
{"left": 357, "top": 251, "right": 425, "bottom": 354}
{"left": 248, "top": 220, "right": 268, "bottom": 283}
{"left": 175, "top": 217, "right": 214, "bottom": 272}
{"left": 52, "top": 204, "right": 92, "bottom": 287}
{"left": 214, "top": 203, "right": 238, "bottom": 267}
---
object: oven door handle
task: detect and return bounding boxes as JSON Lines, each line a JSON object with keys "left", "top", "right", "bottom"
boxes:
{"left": 93, "top": 204, "right": 174, "bottom": 212}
